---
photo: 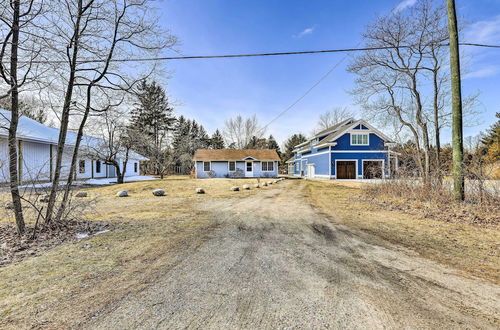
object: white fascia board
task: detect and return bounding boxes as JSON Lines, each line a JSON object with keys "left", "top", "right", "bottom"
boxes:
{"left": 314, "top": 142, "right": 337, "bottom": 149}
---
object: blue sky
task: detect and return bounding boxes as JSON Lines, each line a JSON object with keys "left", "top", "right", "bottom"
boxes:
{"left": 157, "top": 0, "right": 500, "bottom": 146}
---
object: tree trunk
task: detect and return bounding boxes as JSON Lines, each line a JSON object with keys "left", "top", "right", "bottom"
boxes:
{"left": 8, "top": 0, "right": 25, "bottom": 235}
{"left": 45, "top": 0, "right": 84, "bottom": 224}
{"left": 55, "top": 86, "right": 93, "bottom": 223}
{"left": 432, "top": 69, "right": 441, "bottom": 171}
{"left": 446, "top": 0, "right": 465, "bottom": 201}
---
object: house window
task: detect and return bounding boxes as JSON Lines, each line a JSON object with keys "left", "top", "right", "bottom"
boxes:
{"left": 228, "top": 161, "right": 236, "bottom": 171}
{"left": 351, "top": 133, "right": 369, "bottom": 145}
{"left": 203, "top": 161, "right": 211, "bottom": 171}
{"left": 134, "top": 162, "right": 138, "bottom": 173}
{"left": 79, "top": 160, "right": 85, "bottom": 174}
{"left": 96, "top": 160, "right": 101, "bottom": 173}
{"left": 262, "top": 161, "right": 274, "bottom": 172}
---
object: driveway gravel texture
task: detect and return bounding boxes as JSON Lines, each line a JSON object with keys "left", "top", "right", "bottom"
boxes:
{"left": 82, "top": 182, "right": 499, "bottom": 329}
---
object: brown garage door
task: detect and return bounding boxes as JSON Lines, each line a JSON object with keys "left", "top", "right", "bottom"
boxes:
{"left": 363, "top": 160, "right": 383, "bottom": 179}
{"left": 337, "top": 161, "right": 356, "bottom": 179}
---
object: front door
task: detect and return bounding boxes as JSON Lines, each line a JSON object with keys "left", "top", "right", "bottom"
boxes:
{"left": 337, "top": 161, "right": 356, "bottom": 179}
{"left": 307, "top": 164, "right": 315, "bottom": 178}
{"left": 245, "top": 161, "right": 253, "bottom": 177}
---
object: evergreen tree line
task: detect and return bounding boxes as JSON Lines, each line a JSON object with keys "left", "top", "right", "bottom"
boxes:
{"left": 129, "top": 80, "right": 228, "bottom": 176}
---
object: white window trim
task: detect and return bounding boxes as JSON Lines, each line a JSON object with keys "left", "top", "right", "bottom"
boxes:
{"left": 203, "top": 161, "right": 211, "bottom": 172}
{"left": 228, "top": 161, "right": 236, "bottom": 172}
{"left": 334, "top": 159, "right": 359, "bottom": 179}
{"left": 361, "top": 159, "right": 385, "bottom": 179}
{"left": 261, "top": 161, "right": 275, "bottom": 172}
{"left": 350, "top": 133, "right": 369, "bottom": 146}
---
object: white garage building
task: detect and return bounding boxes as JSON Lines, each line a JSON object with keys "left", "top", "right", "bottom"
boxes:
{"left": 0, "top": 109, "right": 147, "bottom": 184}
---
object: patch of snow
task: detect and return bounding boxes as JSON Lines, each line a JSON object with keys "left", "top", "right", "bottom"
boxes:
{"left": 94, "top": 229, "right": 110, "bottom": 236}
{"left": 75, "top": 229, "right": 110, "bottom": 240}
{"left": 20, "top": 175, "right": 157, "bottom": 189}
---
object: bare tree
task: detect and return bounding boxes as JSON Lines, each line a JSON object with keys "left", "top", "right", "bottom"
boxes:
{"left": 349, "top": 0, "right": 455, "bottom": 183}
{"left": 314, "top": 107, "right": 354, "bottom": 133}
{"left": 43, "top": 0, "right": 176, "bottom": 224}
{"left": 0, "top": 0, "right": 45, "bottom": 234}
{"left": 223, "top": 114, "right": 264, "bottom": 149}
{"left": 86, "top": 108, "right": 142, "bottom": 184}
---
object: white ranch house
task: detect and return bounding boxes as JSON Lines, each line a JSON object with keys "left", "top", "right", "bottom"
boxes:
{"left": 0, "top": 109, "right": 147, "bottom": 184}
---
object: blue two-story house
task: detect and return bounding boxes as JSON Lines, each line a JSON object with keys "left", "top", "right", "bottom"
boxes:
{"left": 287, "top": 118, "right": 398, "bottom": 179}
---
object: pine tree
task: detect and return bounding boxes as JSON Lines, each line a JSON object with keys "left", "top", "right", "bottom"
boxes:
{"left": 210, "top": 129, "right": 225, "bottom": 149}
{"left": 481, "top": 112, "right": 500, "bottom": 163}
{"left": 267, "top": 135, "right": 281, "bottom": 154}
{"left": 283, "top": 134, "right": 307, "bottom": 162}
{"left": 131, "top": 80, "right": 175, "bottom": 149}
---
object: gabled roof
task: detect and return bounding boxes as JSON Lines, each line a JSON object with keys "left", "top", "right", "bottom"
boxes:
{"left": 193, "top": 149, "right": 281, "bottom": 161}
{"left": 292, "top": 118, "right": 394, "bottom": 152}
{"left": 0, "top": 109, "right": 148, "bottom": 160}
{"left": 314, "top": 118, "right": 354, "bottom": 139}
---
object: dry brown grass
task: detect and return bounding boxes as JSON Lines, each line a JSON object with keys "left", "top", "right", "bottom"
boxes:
{"left": 0, "top": 176, "right": 272, "bottom": 329}
{"left": 304, "top": 180, "right": 500, "bottom": 284}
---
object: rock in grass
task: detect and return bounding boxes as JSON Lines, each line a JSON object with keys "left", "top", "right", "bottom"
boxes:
{"left": 75, "top": 191, "right": 88, "bottom": 198}
{"left": 152, "top": 189, "right": 165, "bottom": 197}
{"left": 262, "top": 182, "right": 268, "bottom": 186}
{"left": 116, "top": 190, "right": 128, "bottom": 197}
{"left": 196, "top": 188, "right": 205, "bottom": 194}
{"left": 254, "top": 184, "right": 260, "bottom": 188}
{"left": 274, "top": 180, "right": 279, "bottom": 184}
{"left": 4, "top": 201, "right": 14, "bottom": 210}
{"left": 267, "top": 181, "right": 273, "bottom": 185}
{"left": 242, "top": 184, "right": 250, "bottom": 190}
{"left": 231, "top": 186, "right": 240, "bottom": 191}
{"left": 39, "top": 194, "right": 50, "bottom": 203}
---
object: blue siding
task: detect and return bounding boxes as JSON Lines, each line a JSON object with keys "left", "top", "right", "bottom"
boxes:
{"left": 300, "top": 150, "right": 330, "bottom": 175}
{"left": 196, "top": 160, "right": 277, "bottom": 178}
{"left": 331, "top": 152, "right": 387, "bottom": 177}
{"left": 333, "top": 132, "right": 386, "bottom": 151}
{"left": 291, "top": 122, "right": 393, "bottom": 179}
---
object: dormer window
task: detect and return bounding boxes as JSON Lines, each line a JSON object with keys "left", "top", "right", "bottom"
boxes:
{"left": 351, "top": 133, "right": 369, "bottom": 145}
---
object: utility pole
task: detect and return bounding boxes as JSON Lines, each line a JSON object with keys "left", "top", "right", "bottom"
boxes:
{"left": 446, "top": 0, "right": 464, "bottom": 201}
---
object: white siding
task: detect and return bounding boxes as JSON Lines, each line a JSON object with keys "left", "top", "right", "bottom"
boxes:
{"left": 0, "top": 138, "right": 10, "bottom": 181}
{"left": 22, "top": 141, "right": 51, "bottom": 181}
{"left": 75, "top": 158, "right": 93, "bottom": 179}
{"left": 124, "top": 159, "right": 139, "bottom": 177}
{"left": 92, "top": 159, "right": 107, "bottom": 178}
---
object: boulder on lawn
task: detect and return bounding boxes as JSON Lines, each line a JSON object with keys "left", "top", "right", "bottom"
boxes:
{"left": 116, "top": 190, "right": 128, "bottom": 197}
{"left": 39, "top": 194, "right": 50, "bottom": 203}
{"left": 242, "top": 184, "right": 250, "bottom": 190}
{"left": 231, "top": 186, "right": 240, "bottom": 191}
{"left": 254, "top": 184, "right": 260, "bottom": 188}
{"left": 196, "top": 188, "right": 205, "bottom": 194}
{"left": 75, "top": 191, "right": 88, "bottom": 198}
{"left": 152, "top": 189, "right": 165, "bottom": 197}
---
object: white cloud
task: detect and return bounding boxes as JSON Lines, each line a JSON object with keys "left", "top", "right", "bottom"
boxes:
{"left": 464, "top": 15, "right": 500, "bottom": 44}
{"left": 463, "top": 65, "right": 500, "bottom": 80}
{"left": 393, "top": 0, "right": 417, "bottom": 13}
{"left": 294, "top": 26, "right": 315, "bottom": 38}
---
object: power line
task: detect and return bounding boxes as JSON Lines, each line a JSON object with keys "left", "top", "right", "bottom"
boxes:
{"left": 27, "top": 42, "right": 500, "bottom": 64}
{"left": 257, "top": 49, "right": 352, "bottom": 138}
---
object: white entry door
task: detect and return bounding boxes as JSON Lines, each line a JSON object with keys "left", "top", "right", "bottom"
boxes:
{"left": 245, "top": 161, "right": 253, "bottom": 177}
{"left": 307, "top": 164, "right": 315, "bottom": 178}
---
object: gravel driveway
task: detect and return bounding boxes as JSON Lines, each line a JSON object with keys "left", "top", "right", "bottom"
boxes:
{"left": 83, "top": 182, "right": 499, "bottom": 329}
